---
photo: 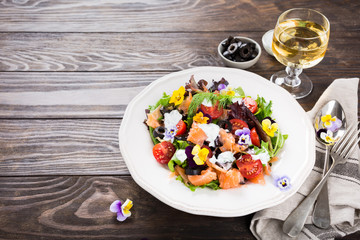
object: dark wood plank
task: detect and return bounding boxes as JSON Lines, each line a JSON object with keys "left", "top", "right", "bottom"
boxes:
{"left": 0, "top": 0, "right": 358, "bottom": 32}
{"left": 0, "top": 119, "right": 127, "bottom": 176}
{"left": 0, "top": 176, "right": 255, "bottom": 240}
{"left": 0, "top": 176, "right": 358, "bottom": 240}
{"left": 0, "top": 31, "right": 359, "bottom": 72}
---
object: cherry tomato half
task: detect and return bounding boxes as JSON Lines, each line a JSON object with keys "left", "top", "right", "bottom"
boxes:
{"left": 243, "top": 97, "right": 258, "bottom": 113}
{"left": 152, "top": 141, "right": 176, "bottom": 164}
{"left": 200, "top": 101, "right": 224, "bottom": 119}
{"left": 250, "top": 127, "right": 260, "bottom": 147}
{"left": 236, "top": 155, "right": 263, "bottom": 179}
{"left": 229, "top": 119, "right": 249, "bottom": 134}
{"left": 176, "top": 120, "right": 186, "bottom": 136}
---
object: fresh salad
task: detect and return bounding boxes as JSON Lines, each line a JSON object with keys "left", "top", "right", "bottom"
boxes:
{"left": 144, "top": 76, "right": 287, "bottom": 191}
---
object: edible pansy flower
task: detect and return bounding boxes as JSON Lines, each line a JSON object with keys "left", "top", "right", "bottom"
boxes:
{"left": 219, "top": 85, "right": 235, "bottom": 96}
{"left": 169, "top": 86, "right": 186, "bottom": 106}
{"left": 274, "top": 176, "right": 291, "bottom": 191}
{"left": 163, "top": 126, "right": 177, "bottom": 142}
{"left": 319, "top": 129, "right": 335, "bottom": 144}
{"left": 193, "top": 112, "right": 210, "bottom": 124}
{"left": 321, "top": 114, "right": 342, "bottom": 132}
{"left": 235, "top": 127, "right": 252, "bottom": 146}
{"left": 217, "top": 83, "right": 227, "bottom": 91}
{"left": 110, "top": 199, "right": 133, "bottom": 222}
{"left": 191, "top": 144, "right": 209, "bottom": 165}
{"left": 262, "top": 118, "right": 278, "bottom": 137}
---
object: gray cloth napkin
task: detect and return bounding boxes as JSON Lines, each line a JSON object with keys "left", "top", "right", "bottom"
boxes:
{"left": 250, "top": 78, "right": 360, "bottom": 240}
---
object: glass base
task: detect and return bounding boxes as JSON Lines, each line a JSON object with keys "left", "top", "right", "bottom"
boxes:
{"left": 270, "top": 70, "right": 313, "bottom": 99}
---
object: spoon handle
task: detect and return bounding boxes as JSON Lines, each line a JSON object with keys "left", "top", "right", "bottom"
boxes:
{"left": 312, "top": 145, "right": 331, "bottom": 229}
{"left": 283, "top": 161, "right": 337, "bottom": 237}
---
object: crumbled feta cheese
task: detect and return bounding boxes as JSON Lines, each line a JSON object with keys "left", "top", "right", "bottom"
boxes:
{"left": 198, "top": 123, "right": 220, "bottom": 147}
{"left": 164, "top": 110, "right": 182, "bottom": 129}
{"left": 201, "top": 98, "right": 213, "bottom": 107}
{"left": 251, "top": 152, "right": 270, "bottom": 165}
{"left": 175, "top": 149, "right": 187, "bottom": 163}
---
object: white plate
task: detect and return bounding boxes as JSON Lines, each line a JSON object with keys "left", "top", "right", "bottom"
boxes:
{"left": 119, "top": 66, "right": 315, "bottom": 217}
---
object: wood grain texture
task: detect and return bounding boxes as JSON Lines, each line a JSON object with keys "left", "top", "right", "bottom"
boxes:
{"left": 0, "top": 31, "right": 359, "bottom": 72}
{"left": 0, "top": 176, "right": 255, "bottom": 240}
{"left": 0, "top": 119, "right": 127, "bottom": 176}
{"left": 0, "top": 0, "right": 358, "bottom": 32}
{"left": 0, "top": 70, "right": 358, "bottom": 119}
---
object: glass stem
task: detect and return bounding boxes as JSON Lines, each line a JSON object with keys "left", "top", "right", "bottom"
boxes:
{"left": 284, "top": 66, "right": 302, "bottom": 87}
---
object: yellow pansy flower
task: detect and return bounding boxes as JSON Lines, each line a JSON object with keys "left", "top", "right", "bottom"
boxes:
{"left": 122, "top": 199, "right": 133, "bottom": 217}
{"left": 193, "top": 112, "right": 209, "bottom": 124}
{"left": 321, "top": 114, "right": 336, "bottom": 127}
{"left": 191, "top": 144, "right": 209, "bottom": 165}
{"left": 169, "top": 86, "right": 186, "bottom": 106}
{"left": 262, "top": 118, "right": 278, "bottom": 137}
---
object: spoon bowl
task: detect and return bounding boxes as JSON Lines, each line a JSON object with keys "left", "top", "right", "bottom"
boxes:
{"left": 314, "top": 100, "right": 347, "bottom": 145}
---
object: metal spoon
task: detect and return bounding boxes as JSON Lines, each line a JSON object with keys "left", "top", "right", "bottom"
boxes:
{"left": 282, "top": 100, "right": 346, "bottom": 237}
{"left": 312, "top": 100, "right": 346, "bottom": 229}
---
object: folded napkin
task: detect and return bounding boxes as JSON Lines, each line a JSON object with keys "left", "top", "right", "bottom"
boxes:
{"left": 250, "top": 78, "right": 360, "bottom": 240}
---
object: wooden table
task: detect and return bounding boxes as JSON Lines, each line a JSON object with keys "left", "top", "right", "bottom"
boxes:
{"left": 0, "top": 1, "right": 359, "bottom": 239}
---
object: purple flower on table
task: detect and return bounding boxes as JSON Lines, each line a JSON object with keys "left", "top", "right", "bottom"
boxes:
{"left": 110, "top": 199, "right": 133, "bottom": 222}
{"left": 274, "top": 176, "right": 291, "bottom": 191}
{"left": 163, "top": 126, "right": 177, "bottom": 142}
{"left": 235, "top": 127, "right": 252, "bottom": 146}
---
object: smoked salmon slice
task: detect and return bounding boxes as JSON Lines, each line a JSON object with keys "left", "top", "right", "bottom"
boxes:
{"left": 187, "top": 122, "right": 208, "bottom": 146}
{"left": 178, "top": 92, "right": 192, "bottom": 114}
{"left": 188, "top": 168, "right": 217, "bottom": 186}
{"left": 146, "top": 105, "right": 162, "bottom": 128}
{"left": 219, "top": 168, "right": 244, "bottom": 189}
{"left": 218, "top": 128, "right": 242, "bottom": 153}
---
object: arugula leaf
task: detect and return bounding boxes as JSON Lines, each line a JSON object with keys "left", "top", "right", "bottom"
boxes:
{"left": 173, "top": 140, "right": 189, "bottom": 150}
{"left": 255, "top": 96, "right": 273, "bottom": 122}
{"left": 234, "top": 86, "right": 245, "bottom": 97}
{"left": 148, "top": 92, "right": 171, "bottom": 111}
{"left": 148, "top": 127, "right": 160, "bottom": 145}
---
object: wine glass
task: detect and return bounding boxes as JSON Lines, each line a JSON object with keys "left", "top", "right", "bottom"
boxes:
{"left": 270, "top": 8, "right": 330, "bottom": 99}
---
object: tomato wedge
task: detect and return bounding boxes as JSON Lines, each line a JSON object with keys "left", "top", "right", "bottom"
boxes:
{"left": 200, "top": 101, "right": 224, "bottom": 119}
{"left": 176, "top": 120, "right": 186, "bottom": 136}
{"left": 250, "top": 127, "right": 260, "bottom": 147}
{"left": 229, "top": 119, "right": 249, "bottom": 134}
{"left": 236, "top": 155, "right": 263, "bottom": 179}
{"left": 152, "top": 141, "right": 176, "bottom": 164}
{"left": 243, "top": 97, "right": 258, "bottom": 113}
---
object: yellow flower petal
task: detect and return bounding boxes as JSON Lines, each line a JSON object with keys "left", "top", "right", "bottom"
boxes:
{"left": 191, "top": 144, "right": 201, "bottom": 156}
{"left": 122, "top": 199, "right": 133, "bottom": 217}
{"left": 169, "top": 86, "right": 186, "bottom": 106}
{"left": 193, "top": 112, "right": 209, "bottom": 124}
{"left": 198, "top": 148, "right": 209, "bottom": 161}
{"left": 262, "top": 119, "right": 278, "bottom": 137}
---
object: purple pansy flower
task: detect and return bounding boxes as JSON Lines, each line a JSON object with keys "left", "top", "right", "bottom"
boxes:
{"left": 185, "top": 145, "right": 206, "bottom": 168}
{"left": 163, "top": 126, "right": 177, "bottom": 142}
{"left": 235, "top": 127, "right": 252, "bottom": 145}
{"left": 110, "top": 199, "right": 133, "bottom": 222}
{"left": 274, "top": 176, "right": 291, "bottom": 191}
{"left": 217, "top": 83, "right": 227, "bottom": 91}
{"left": 326, "top": 118, "right": 342, "bottom": 132}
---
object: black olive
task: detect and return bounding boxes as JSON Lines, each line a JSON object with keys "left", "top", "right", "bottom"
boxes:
{"left": 222, "top": 50, "right": 231, "bottom": 58}
{"left": 236, "top": 41, "right": 243, "bottom": 47}
{"left": 153, "top": 126, "right": 165, "bottom": 139}
{"left": 160, "top": 106, "right": 172, "bottom": 115}
{"left": 185, "top": 167, "right": 202, "bottom": 175}
{"left": 174, "top": 135, "right": 188, "bottom": 141}
{"left": 218, "top": 120, "right": 232, "bottom": 132}
{"left": 227, "top": 42, "right": 239, "bottom": 55}
{"left": 239, "top": 43, "right": 254, "bottom": 60}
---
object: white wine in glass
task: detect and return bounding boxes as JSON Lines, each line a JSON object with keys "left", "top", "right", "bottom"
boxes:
{"left": 271, "top": 8, "right": 330, "bottom": 99}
